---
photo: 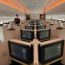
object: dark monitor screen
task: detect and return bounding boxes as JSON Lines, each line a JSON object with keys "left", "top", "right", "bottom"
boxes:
{"left": 27, "top": 20, "right": 35, "bottom": 26}
{"left": 8, "top": 41, "right": 33, "bottom": 64}
{"left": 26, "top": 15, "right": 31, "bottom": 20}
{"left": 38, "top": 40, "right": 64, "bottom": 64}
{"left": 36, "top": 20, "right": 43, "bottom": 26}
{"left": 25, "top": 26, "right": 34, "bottom": 30}
{"left": 40, "top": 14, "right": 46, "bottom": 20}
{"left": 37, "top": 29, "right": 51, "bottom": 41}
{"left": 20, "top": 30, "right": 34, "bottom": 42}
{"left": 36, "top": 25, "right": 46, "bottom": 30}
{"left": 27, "top": 19, "right": 43, "bottom": 26}
{"left": 14, "top": 18, "right": 20, "bottom": 25}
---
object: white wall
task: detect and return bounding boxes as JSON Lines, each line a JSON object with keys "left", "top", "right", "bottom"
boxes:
{"left": 0, "top": 15, "right": 26, "bottom": 24}
{"left": 46, "top": 14, "right": 65, "bottom": 21}
{"left": 0, "top": 27, "right": 4, "bottom": 42}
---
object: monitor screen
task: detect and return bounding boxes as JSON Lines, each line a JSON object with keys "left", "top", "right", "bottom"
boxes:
{"left": 27, "top": 19, "right": 43, "bottom": 26}
{"left": 8, "top": 41, "right": 33, "bottom": 64}
{"left": 25, "top": 26, "right": 34, "bottom": 30}
{"left": 36, "top": 25, "right": 46, "bottom": 30}
{"left": 38, "top": 40, "right": 64, "bottom": 64}
{"left": 37, "top": 29, "right": 51, "bottom": 41}
{"left": 36, "top": 20, "right": 43, "bottom": 26}
{"left": 40, "top": 14, "right": 46, "bottom": 20}
{"left": 27, "top": 20, "right": 35, "bottom": 26}
{"left": 20, "top": 30, "right": 34, "bottom": 42}
{"left": 26, "top": 14, "right": 31, "bottom": 20}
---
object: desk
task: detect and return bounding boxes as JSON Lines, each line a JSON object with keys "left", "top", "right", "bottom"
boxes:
{"left": 1, "top": 20, "right": 65, "bottom": 65}
{"left": 9, "top": 38, "right": 64, "bottom": 65}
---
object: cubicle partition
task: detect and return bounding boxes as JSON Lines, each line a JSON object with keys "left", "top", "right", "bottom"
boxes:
{"left": 8, "top": 38, "right": 64, "bottom": 65}
{"left": 8, "top": 39, "right": 33, "bottom": 65}
{"left": 38, "top": 38, "right": 64, "bottom": 65}
{"left": 1, "top": 19, "right": 65, "bottom": 65}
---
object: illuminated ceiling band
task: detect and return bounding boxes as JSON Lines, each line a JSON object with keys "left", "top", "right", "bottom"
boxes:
{"left": 45, "top": 0, "right": 65, "bottom": 12}
{"left": 0, "top": 0, "right": 30, "bottom": 13}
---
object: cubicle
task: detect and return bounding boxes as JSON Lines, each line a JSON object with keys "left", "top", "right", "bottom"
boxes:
{"left": 8, "top": 38, "right": 64, "bottom": 65}
{"left": 0, "top": 19, "right": 65, "bottom": 65}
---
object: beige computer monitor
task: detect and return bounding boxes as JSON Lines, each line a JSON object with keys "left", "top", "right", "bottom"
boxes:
{"left": 8, "top": 39, "right": 33, "bottom": 65}
{"left": 39, "top": 38, "right": 64, "bottom": 65}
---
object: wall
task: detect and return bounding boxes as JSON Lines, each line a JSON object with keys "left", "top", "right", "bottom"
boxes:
{"left": 46, "top": 14, "right": 65, "bottom": 21}
{"left": 0, "top": 27, "right": 4, "bottom": 42}
{"left": 0, "top": 15, "right": 26, "bottom": 24}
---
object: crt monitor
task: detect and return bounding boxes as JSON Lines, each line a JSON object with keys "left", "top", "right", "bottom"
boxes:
{"left": 20, "top": 30, "right": 34, "bottom": 42}
{"left": 27, "top": 20, "right": 35, "bottom": 26}
{"left": 37, "top": 29, "right": 51, "bottom": 41}
{"left": 40, "top": 14, "right": 46, "bottom": 20}
{"left": 36, "top": 19, "right": 43, "bottom": 26}
{"left": 8, "top": 41, "right": 33, "bottom": 64}
{"left": 14, "top": 18, "right": 20, "bottom": 25}
{"left": 36, "top": 25, "right": 46, "bottom": 30}
{"left": 38, "top": 39, "right": 64, "bottom": 64}
{"left": 36, "top": 19, "right": 41, "bottom": 25}
{"left": 25, "top": 25, "right": 34, "bottom": 30}
{"left": 25, "top": 14, "right": 31, "bottom": 20}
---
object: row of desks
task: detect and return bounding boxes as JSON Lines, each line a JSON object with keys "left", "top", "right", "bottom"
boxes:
{"left": 0, "top": 20, "right": 65, "bottom": 65}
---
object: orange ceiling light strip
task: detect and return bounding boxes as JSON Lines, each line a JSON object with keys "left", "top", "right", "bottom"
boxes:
{"left": 15, "top": 0, "right": 29, "bottom": 10}
{"left": 41, "top": 0, "right": 58, "bottom": 13}
{"left": 7, "top": 0, "right": 30, "bottom": 13}
{"left": 45, "top": 0, "right": 59, "bottom": 8}
{"left": 45, "top": 0, "right": 65, "bottom": 12}
{"left": 0, "top": 0, "right": 25, "bottom": 13}
{"left": 11, "top": 0, "right": 31, "bottom": 13}
{"left": 0, "top": 0, "right": 30, "bottom": 13}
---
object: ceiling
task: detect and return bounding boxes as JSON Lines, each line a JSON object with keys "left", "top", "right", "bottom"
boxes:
{"left": 47, "top": 2, "right": 65, "bottom": 14}
{"left": 20, "top": 0, "right": 46, "bottom": 11}
{"left": 0, "top": 3, "right": 23, "bottom": 16}
{"left": 0, "top": 0, "right": 65, "bottom": 16}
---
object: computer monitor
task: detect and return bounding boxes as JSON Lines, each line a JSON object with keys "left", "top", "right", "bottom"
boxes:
{"left": 27, "top": 20, "right": 35, "bottom": 26}
{"left": 40, "top": 14, "right": 46, "bottom": 20}
{"left": 25, "top": 26, "right": 34, "bottom": 30}
{"left": 14, "top": 18, "right": 20, "bottom": 26}
{"left": 8, "top": 40, "right": 33, "bottom": 64}
{"left": 37, "top": 29, "right": 51, "bottom": 41}
{"left": 36, "top": 19, "right": 43, "bottom": 25}
{"left": 38, "top": 39, "right": 64, "bottom": 64}
{"left": 20, "top": 30, "right": 34, "bottom": 42}
{"left": 36, "top": 25, "right": 46, "bottom": 30}
{"left": 25, "top": 14, "right": 31, "bottom": 20}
